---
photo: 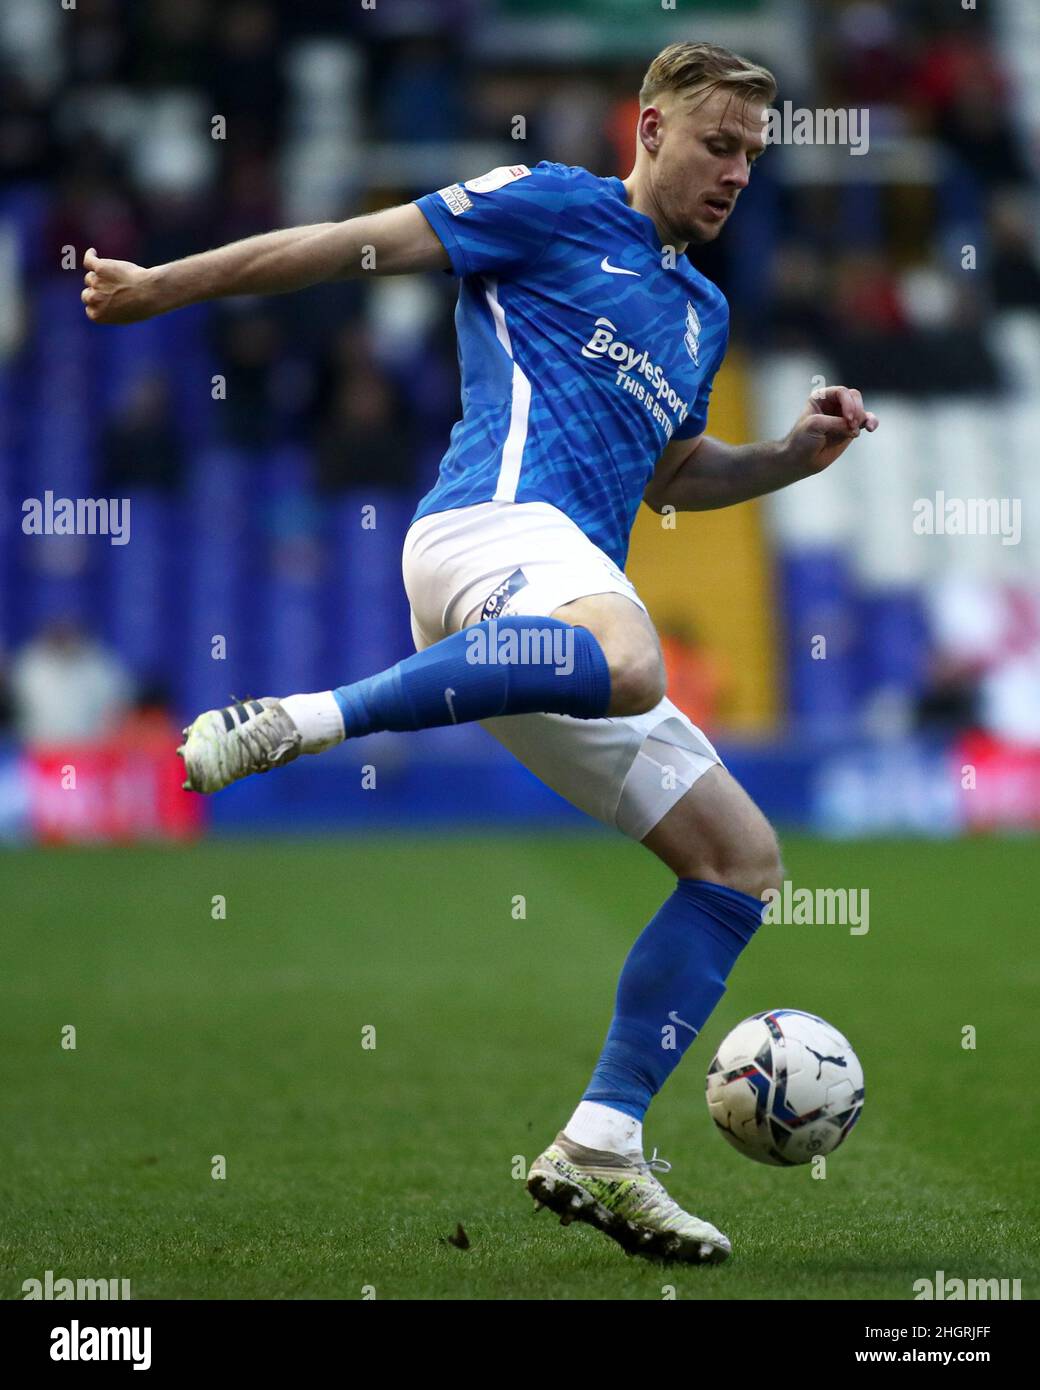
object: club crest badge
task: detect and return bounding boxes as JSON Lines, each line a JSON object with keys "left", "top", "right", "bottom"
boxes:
{"left": 684, "top": 302, "right": 701, "bottom": 365}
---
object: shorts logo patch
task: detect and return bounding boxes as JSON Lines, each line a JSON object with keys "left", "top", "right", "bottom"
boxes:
{"left": 480, "top": 568, "right": 529, "bottom": 621}
{"left": 437, "top": 183, "right": 474, "bottom": 216}
{"left": 463, "top": 164, "right": 532, "bottom": 194}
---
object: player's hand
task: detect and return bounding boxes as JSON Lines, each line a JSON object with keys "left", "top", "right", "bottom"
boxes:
{"left": 783, "top": 385, "right": 878, "bottom": 475}
{"left": 80, "top": 247, "right": 159, "bottom": 325}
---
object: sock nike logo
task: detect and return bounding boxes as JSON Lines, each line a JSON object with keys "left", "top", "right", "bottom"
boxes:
{"left": 668, "top": 1010, "right": 698, "bottom": 1035}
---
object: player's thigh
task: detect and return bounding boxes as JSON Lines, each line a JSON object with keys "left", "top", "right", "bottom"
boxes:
{"left": 551, "top": 591, "right": 665, "bottom": 710}
{"left": 641, "top": 764, "right": 784, "bottom": 901}
{"left": 480, "top": 696, "right": 721, "bottom": 841}
{"left": 462, "top": 589, "right": 665, "bottom": 719}
{"left": 463, "top": 587, "right": 656, "bottom": 648}
{"left": 461, "top": 589, "right": 664, "bottom": 701}
{"left": 406, "top": 500, "right": 647, "bottom": 648}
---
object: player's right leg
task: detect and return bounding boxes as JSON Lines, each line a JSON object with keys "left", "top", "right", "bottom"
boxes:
{"left": 178, "top": 508, "right": 662, "bottom": 794}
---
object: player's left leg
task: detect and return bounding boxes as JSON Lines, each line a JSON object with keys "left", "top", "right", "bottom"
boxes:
{"left": 527, "top": 766, "right": 782, "bottom": 1263}
{"left": 569, "top": 765, "right": 782, "bottom": 1147}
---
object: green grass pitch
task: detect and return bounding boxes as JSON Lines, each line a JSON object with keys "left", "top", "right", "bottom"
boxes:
{"left": 1, "top": 832, "right": 1036, "bottom": 1301}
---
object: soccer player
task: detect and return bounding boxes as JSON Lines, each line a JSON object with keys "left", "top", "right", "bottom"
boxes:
{"left": 82, "top": 42, "right": 877, "bottom": 1264}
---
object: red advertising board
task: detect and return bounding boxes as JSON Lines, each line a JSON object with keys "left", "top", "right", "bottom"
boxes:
{"left": 25, "top": 728, "right": 204, "bottom": 843}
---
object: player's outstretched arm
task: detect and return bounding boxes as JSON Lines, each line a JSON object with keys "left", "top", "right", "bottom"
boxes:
{"left": 644, "top": 385, "right": 879, "bottom": 513}
{"left": 80, "top": 203, "right": 449, "bottom": 325}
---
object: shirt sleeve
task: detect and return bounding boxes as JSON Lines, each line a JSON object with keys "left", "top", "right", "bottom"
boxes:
{"left": 673, "top": 306, "right": 730, "bottom": 441}
{"left": 415, "top": 161, "right": 572, "bottom": 278}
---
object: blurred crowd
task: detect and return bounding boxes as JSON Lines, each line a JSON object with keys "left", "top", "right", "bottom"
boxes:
{"left": 760, "top": 2, "right": 1040, "bottom": 394}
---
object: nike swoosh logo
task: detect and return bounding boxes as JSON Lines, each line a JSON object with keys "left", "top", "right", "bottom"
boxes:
{"left": 600, "top": 257, "right": 641, "bottom": 277}
{"left": 668, "top": 1010, "right": 698, "bottom": 1035}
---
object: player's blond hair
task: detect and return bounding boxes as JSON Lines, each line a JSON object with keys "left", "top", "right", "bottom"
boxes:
{"left": 639, "top": 41, "right": 777, "bottom": 112}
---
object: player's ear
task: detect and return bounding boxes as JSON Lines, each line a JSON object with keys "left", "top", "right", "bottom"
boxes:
{"left": 639, "top": 106, "right": 663, "bottom": 153}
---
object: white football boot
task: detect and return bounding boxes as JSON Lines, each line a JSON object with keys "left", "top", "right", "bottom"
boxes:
{"left": 177, "top": 698, "right": 302, "bottom": 794}
{"left": 527, "top": 1132, "right": 731, "bottom": 1264}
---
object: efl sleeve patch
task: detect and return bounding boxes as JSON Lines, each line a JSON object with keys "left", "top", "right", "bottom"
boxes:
{"left": 415, "top": 162, "right": 564, "bottom": 277}
{"left": 463, "top": 164, "right": 532, "bottom": 194}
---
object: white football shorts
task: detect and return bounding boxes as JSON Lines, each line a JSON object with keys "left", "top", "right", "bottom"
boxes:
{"left": 401, "top": 499, "right": 722, "bottom": 841}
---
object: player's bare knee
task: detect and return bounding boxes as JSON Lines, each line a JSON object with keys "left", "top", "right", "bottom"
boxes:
{"left": 727, "top": 822, "right": 783, "bottom": 902}
{"left": 607, "top": 647, "right": 666, "bottom": 716}
{"left": 737, "top": 830, "right": 784, "bottom": 904}
{"left": 682, "top": 817, "right": 783, "bottom": 903}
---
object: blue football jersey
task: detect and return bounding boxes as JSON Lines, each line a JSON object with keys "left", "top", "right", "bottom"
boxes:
{"left": 413, "top": 160, "right": 730, "bottom": 569}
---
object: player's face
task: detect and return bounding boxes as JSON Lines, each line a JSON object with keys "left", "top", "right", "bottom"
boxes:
{"left": 650, "top": 86, "right": 767, "bottom": 245}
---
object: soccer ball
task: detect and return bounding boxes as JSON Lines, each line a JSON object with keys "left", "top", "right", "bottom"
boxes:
{"left": 705, "top": 1009, "right": 864, "bottom": 1166}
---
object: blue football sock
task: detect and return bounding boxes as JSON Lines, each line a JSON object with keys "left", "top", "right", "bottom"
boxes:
{"left": 332, "top": 615, "right": 611, "bottom": 737}
{"left": 583, "top": 878, "right": 765, "bottom": 1122}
